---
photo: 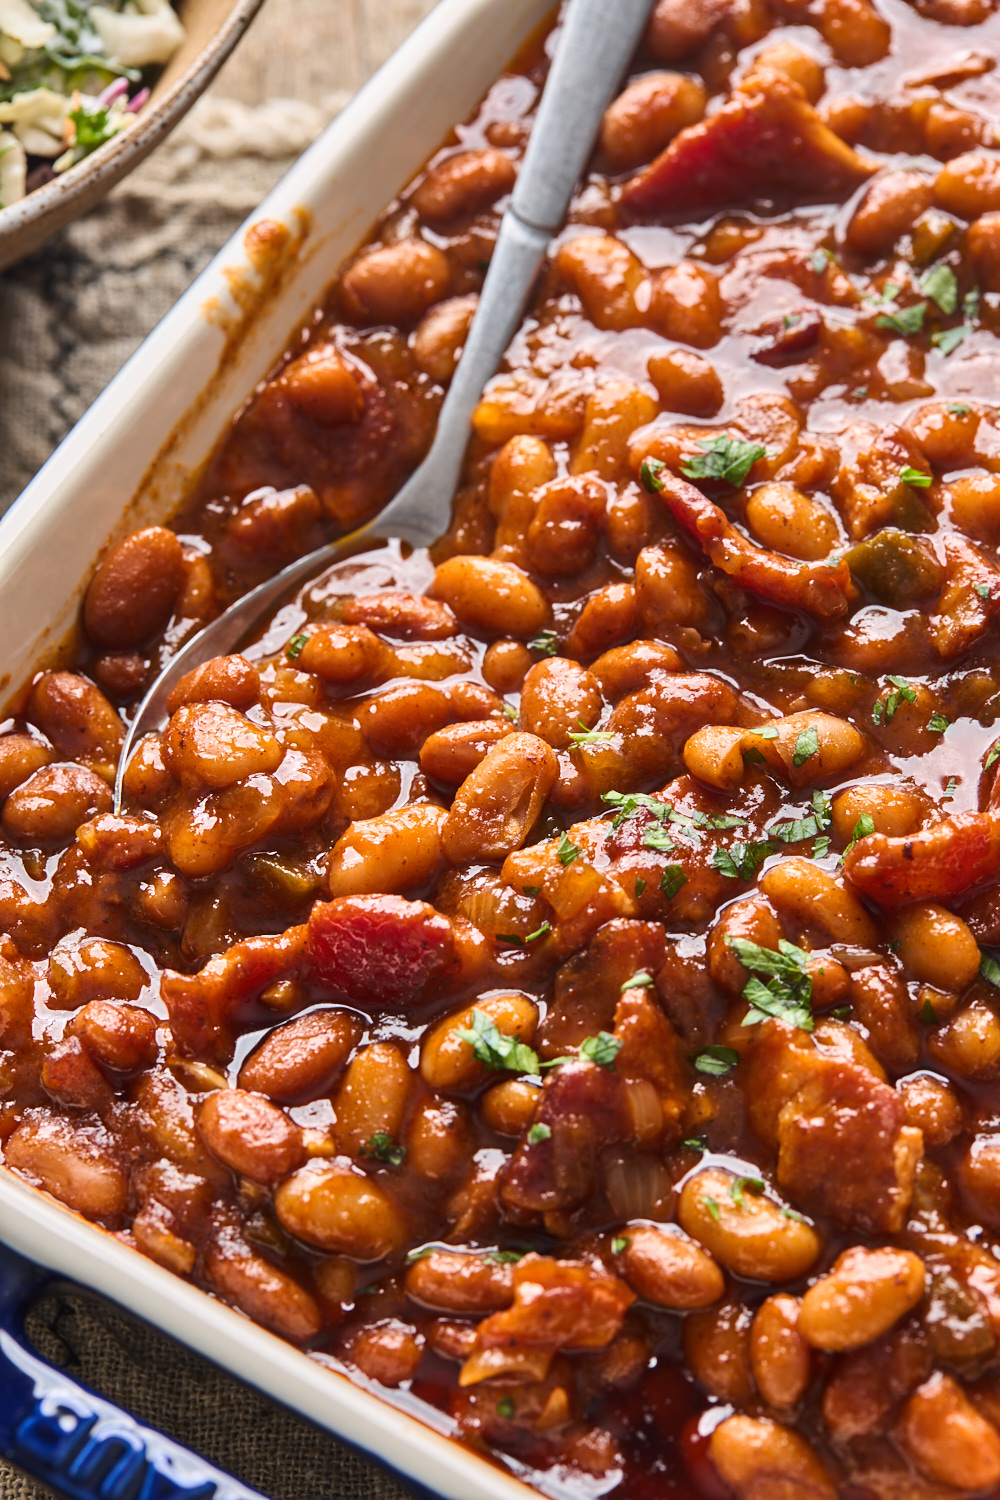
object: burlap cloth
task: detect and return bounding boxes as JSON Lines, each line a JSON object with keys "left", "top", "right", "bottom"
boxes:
{"left": 0, "top": 0, "right": 438, "bottom": 1493}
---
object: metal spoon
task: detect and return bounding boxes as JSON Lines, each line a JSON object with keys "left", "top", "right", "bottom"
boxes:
{"left": 114, "top": 0, "right": 657, "bottom": 809}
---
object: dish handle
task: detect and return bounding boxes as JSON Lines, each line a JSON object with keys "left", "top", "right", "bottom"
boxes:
{"left": 0, "top": 1237, "right": 276, "bottom": 1500}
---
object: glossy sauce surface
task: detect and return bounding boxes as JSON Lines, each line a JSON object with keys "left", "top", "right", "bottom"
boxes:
{"left": 8, "top": 2, "right": 1000, "bottom": 1495}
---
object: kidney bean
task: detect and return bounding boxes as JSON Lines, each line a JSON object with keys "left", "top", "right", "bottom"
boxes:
{"left": 361, "top": 682, "right": 452, "bottom": 757}
{"left": 678, "top": 1167, "right": 821, "bottom": 1281}
{"left": 648, "top": 262, "right": 724, "bottom": 348}
{"left": 67, "top": 1001, "right": 158, "bottom": 1073}
{"left": 750, "top": 1295, "right": 810, "bottom": 1410}
{"left": 5, "top": 1113, "right": 127, "bottom": 1224}
{"left": 520, "top": 659, "right": 604, "bottom": 750}
{"left": 0, "top": 734, "right": 53, "bottom": 801}
{"left": 341, "top": 239, "right": 451, "bottom": 324}
{"left": 600, "top": 71, "right": 707, "bottom": 171}
{"left": 441, "top": 732, "right": 557, "bottom": 862}
{"left": 480, "top": 1077, "right": 541, "bottom": 1135}
{"left": 167, "top": 655, "right": 261, "bottom": 715}
{"left": 84, "top": 527, "right": 184, "bottom": 649}
{"left": 327, "top": 804, "right": 447, "bottom": 896}
{"left": 333, "top": 1042, "right": 413, "bottom": 1157}
{"left": 709, "top": 1414, "right": 835, "bottom": 1499}
{"left": 274, "top": 1159, "right": 407, "bottom": 1260}
{"left": 421, "top": 991, "right": 538, "bottom": 1092}
{"left": 617, "top": 1223, "right": 724, "bottom": 1309}
{"left": 556, "top": 233, "right": 647, "bottom": 331}
{"left": 647, "top": 348, "right": 724, "bottom": 418}
{"left": 3, "top": 763, "right": 112, "bottom": 842}
{"left": 406, "top": 1249, "right": 515, "bottom": 1312}
{"left": 349, "top": 1319, "right": 424, "bottom": 1386}
{"left": 899, "top": 1371, "right": 1000, "bottom": 1490}
{"left": 198, "top": 1089, "right": 306, "bottom": 1183}
{"left": 413, "top": 148, "right": 515, "bottom": 224}
{"left": 276, "top": 348, "right": 365, "bottom": 425}
{"left": 238, "top": 1009, "right": 360, "bottom": 1103}
{"left": 799, "top": 1246, "right": 925, "bottom": 1351}
{"left": 432, "top": 556, "right": 549, "bottom": 637}
{"left": 204, "top": 1238, "right": 321, "bottom": 1342}
{"left": 412, "top": 294, "right": 478, "bottom": 382}
{"left": 29, "top": 672, "right": 123, "bottom": 762}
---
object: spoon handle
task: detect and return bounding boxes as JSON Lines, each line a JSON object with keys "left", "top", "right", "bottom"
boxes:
{"left": 377, "top": 0, "right": 657, "bottom": 542}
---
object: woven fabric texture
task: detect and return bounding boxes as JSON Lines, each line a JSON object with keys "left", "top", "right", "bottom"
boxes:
{"left": 0, "top": 0, "right": 439, "bottom": 1495}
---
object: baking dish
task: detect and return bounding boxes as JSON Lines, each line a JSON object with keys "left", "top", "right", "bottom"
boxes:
{"left": 0, "top": 0, "right": 556, "bottom": 1495}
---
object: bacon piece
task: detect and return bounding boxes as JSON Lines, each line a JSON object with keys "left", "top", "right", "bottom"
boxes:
{"left": 473, "top": 1254, "right": 635, "bottom": 1352}
{"left": 652, "top": 469, "right": 854, "bottom": 619}
{"left": 843, "top": 812, "right": 1000, "bottom": 908}
{"left": 500, "top": 1060, "right": 625, "bottom": 1213}
{"left": 930, "top": 535, "right": 1000, "bottom": 660}
{"left": 621, "top": 73, "right": 874, "bottom": 219}
{"left": 307, "top": 893, "right": 455, "bottom": 1009}
{"left": 161, "top": 927, "right": 310, "bottom": 1062}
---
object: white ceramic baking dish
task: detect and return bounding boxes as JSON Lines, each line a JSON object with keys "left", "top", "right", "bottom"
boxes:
{"left": 0, "top": 1, "right": 565, "bottom": 1496}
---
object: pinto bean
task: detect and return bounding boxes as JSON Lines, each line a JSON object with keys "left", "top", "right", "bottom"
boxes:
{"left": 413, "top": 148, "right": 515, "bottom": 224}
{"left": 799, "top": 1246, "right": 925, "bottom": 1351}
{"left": 198, "top": 1089, "right": 306, "bottom": 1184}
{"left": 480, "top": 1078, "right": 541, "bottom": 1135}
{"left": 845, "top": 171, "right": 934, "bottom": 256}
{"left": 935, "top": 152, "right": 1000, "bottom": 220}
{"left": 238, "top": 1009, "right": 360, "bottom": 1103}
{"left": 744, "top": 711, "right": 866, "bottom": 788}
{"left": 274, "top": 1159, "right": 407, "bottom": 1260}
{"left": 647, "top": 348, "right": 723, "bottom": 418}
{"left": 899, "top": 1372, "right": 1000, "bottom": 1491}
{"left": 564, "top": 584, "right": 637, "bottom": 660}
{"left": 527, "top": 474, "right": 608, "bottom": 578}
{"left": 163, "top": 702, "right": 282, "bottom": 791}
{"left": 893, "top": 902, "right": 981, "bottom": 992}
{"left": 0, "top": 735, "right": 53, "bottom": 800}
{"left": 327, "top": 805, "right": 447, "bottom": 897}
{"left": 84, "top": 527, "right": 184, "bottom": 649}
{"left": 617, "top": 1223, "right": 724, "bottom": 1309}
{"left": 830, "top": 783, "right": 927, "bottom": 842}
{"left": 276, "top": 348, "right": 364, "bottom": 426}
{"left": 204, "top": 1239, "right": 321, "bottom": 1342}
{"left": 635, "top": 544, "right": 712, "bottom": 630}
{"left": 590, "top": 640, "right": 683, "bottom": 700}
{"left": 361, "top": 682, "right": 452, "bottom": 757}
{"left": 520, "top": 659, "right": 604, "bottom": 750}
{"left": 760, "top": 857, "right": 878, "bottom": 947}
{"left": 600, "top": 71, "right": 707, "bottom": 171}
{"left": 412, "top": 294, "right": 478, "bottom": 382}
{"left": 343, "top": 591, "right": 457, "bottom": 641}
{"left": 709, "top": 1415, "right": 835, "bottom": 1500}
{"left": 556, "top": 233, "right": 647, "bottom": 331}
{"left": 898, "top": 1072, "right": 963, "bottom": 1146}
{"left": 48, "top": 937, "right": 148, "bottom": 1010}
{"left": 683, "top": 1300, "right": 755, "bottom": 1405}
{"left": 3, "top": 763, "right": 112, "bottom": 842}
{"left": 648, "top": 261, "right": 724, "bottom": 348}
{"left": 482, "top": 640, "right": 533, "bottom": 694}
{"left": 683, "top": 725, "right": 746, "bottom": 791}
{"left": 745, "top": 484, "right": 840, "bottom": 561}
{"left": 421, "top": 992, "right": 538, "bottom": 1093}
{"left": 341, "top": 239, "right": 451, "bottom": 324}
{"left": 678, "top": 1167, "right": 820, "bottom": 1282}
{"left": 295, "top": 624, "right": 388, "bottom": 685}
{"left": 431, "top": 556, "right": 549, "bottom": 637}
{"left": 42, "top": 1036, "right": 113, "bottom": 1110}
{"left": 958, "top": 1135, "right": 1000, "bottom": 1227}
{"left": 405, "top": 1097, "right": 471, "bottom": 1180}
{"left": 67, "top": 1001, "right": 158, "bottom": 1073}
{"left": 819, "top": 0, "right": 890, "bottom": 65}
{"left": 349, "top": 1320, "right": 424, "bottom": 1386}
{"left": 167, "top": 655, "right": 261, "bottom": 714}
{"left": 406, "top": 1249, "right": 514, "bottom": 1312}
{"left": 29, "top": 672, "right": 123, "bottom": 762}
{"left": 750, "top": 1295, "right": 810, "bottom": 1410}
{"left": 441, "top": 733, "right": 557, "bottom": 862}
{"left": 333, "top": 1042, "right": 413, "bottom": 1157}
{"left": 420, "top": 720, "right": 513, "bottom": 786}
{"left": 5, "top": 1113, "right": 127, "bottom": 1223}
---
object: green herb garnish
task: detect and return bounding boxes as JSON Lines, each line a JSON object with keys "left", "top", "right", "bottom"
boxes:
{"left": 681, "top": 434, "right": 769, "bottom": 488}
{"left": 693, "top": 1045, "right": 740, "bottom": 1076}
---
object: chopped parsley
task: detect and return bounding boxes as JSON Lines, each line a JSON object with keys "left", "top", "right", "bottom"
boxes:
{"left": 660, "top": 864, "right": 689, "bottom": 900}
{"left": 568, "top": 717, "right": 614, "bottom": 746}
{"left": 900, "top": 466, "right": 932, "bottom": 488}
{"left": 640, "top": 457, "right": 667, "bottom": 494}
{"left": 872, "top": 674, "right": 918, "bottom": 725}
{"left": 927, "top": 711, "right": 950, "bottom": 733}
{"left": 611, "top": 1236, "right": 629, "bottom": 1255}
{"left": 456, "top": 1009, "right": 540, "bottom": 1074}
{"left": 792, "top": 724, "right": 819, "bottom": 767}
{"left": 876, "top": 301, "right": 927, "bottom": 336}
{"left": 681, "top": 434, "right": 769, "bottom": 488}
{"left": 580, "top": 1032, "right": 622, "bottom": 1070}
{"left": 496, "top": 1397, "right": 516, "bottom": 1419}
{"left": 712, "top": 840, "right": 773, "bottom": 881}
{"left": 634, "top": 877, "right": 646, "bottom": 898}
{"left": 486, "top": 1249, "right": 526, "bottom": 1263}
{"left": 987, "top": 743, "right": 1000, "bottom": 770}
{"left": 729, "top": 1175, "right": 764, "bottom": 1208}
{"left": 360, "top": 1132, "right": 406, "bottom": 1167}
{"left": 943, "top": 777, "right": 957, "bottom": 800}
{"left": 769, "top": 790, "right": 832, "bottom": 845}
{"left": 527, "top": 1123, "right": 551, "bottom": 1144}
{"left": 729, "top": 937, "right": 815, "bottom": 1033}
{"left": 918, "top": 998, "right": 939, "bottom": 1025}
{"left": 932, "top": 324, "right": 969, "bottom": 356}
{"left": 623, "top": 971, "right": 655, "bottom": 991}
{"left": 603, "top": 791, "right": 672, "bottom": 829}
{"left": 981, "top": 951, "right": 1000, "bottom": 989}
{"left": 643, "top": 824, "right": 676, "bottom": 853}
{"left": 975, "top": 583, "right": 992, "bottom": 600}
{"left": 683, "top": 1135, "right": 709, "bottom": 1152}
{"left": 286, "top": 632, "right": 310, "bottom": 660}
{"left": 529, "top": 629, "right": 558, "bottom": 657}
{"left": 947, "top": 403, "right": 971, "bottom": 416}
{"left": 781, "top": 1207, "right": 807, "bottom": 1223}
{"left": 810, "top": 247, "right": 834, "bottom": 273}
{"left": 693, "top": 1045, "right": 740, "bottom": 1076}
{"left": 557, "top": 833, "right": 580, "bottom": 866}
{"left": 813, "top": 834, "right": 832, "bottom": 859}
{"left": 704, "top": 1197, "right": 721, "bottom": 1223}
{"left": 844, "top": 813, "right": 875, "bottom": 853}
{"left": 920, "top": 263, "right": 958, "bottom": 315}
{"left": 502, "top": 702, "right": 519, "bottom": 723}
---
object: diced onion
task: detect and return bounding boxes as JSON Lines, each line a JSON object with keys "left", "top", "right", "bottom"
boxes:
{"left": 605, "top": 1150, "right": 674, "bottom": 1221}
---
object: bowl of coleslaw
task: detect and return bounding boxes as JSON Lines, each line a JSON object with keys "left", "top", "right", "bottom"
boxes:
{"left": 0, "top": 0, "right": 264, "bottom": 271}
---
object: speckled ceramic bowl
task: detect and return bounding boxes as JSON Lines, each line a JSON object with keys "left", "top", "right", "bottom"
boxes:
{"left": 0, "top": 0, "right": 265, "bottom": 273}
